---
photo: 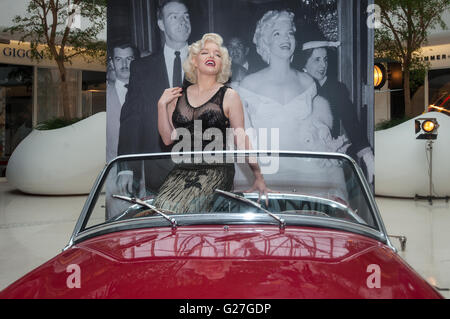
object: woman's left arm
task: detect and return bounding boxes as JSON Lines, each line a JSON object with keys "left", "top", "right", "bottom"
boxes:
{"left": 223, "top": 88, "right": 272, "bottom": 203}
{"left": 224, "top": 89, "right": 252, "bottom": 150}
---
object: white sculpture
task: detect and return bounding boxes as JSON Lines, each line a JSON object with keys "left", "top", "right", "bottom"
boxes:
{"left": 6, "top": 112, "right": 106, "bottom": 195}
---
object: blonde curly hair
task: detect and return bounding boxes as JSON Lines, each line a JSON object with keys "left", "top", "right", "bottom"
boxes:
{"left": 183, "top": 33, "right": 232, "bottom": 84}
{"left": 253, "top": 10, "right": 296, "bottom": 64}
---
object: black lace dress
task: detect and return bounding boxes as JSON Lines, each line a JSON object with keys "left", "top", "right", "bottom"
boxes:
{"left": 153, "top": 85, "right": 235, "bottom": 213}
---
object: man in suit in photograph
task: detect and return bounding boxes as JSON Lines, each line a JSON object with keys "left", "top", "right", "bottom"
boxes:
{"left": 106, "top": 43, "right": 138, "bottom": 219}
{"left": 117, "top": 0, "right": 192, "bottom": 194}
{"left": 227, "top": 37, "right": 250, "bottom": 80}
{"left": 106, "top": 43, "right": 137, "bottom": 162}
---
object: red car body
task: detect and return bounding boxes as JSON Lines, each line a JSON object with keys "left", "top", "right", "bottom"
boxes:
{"left": 0, "top": 225, "right": 442, "bottom": 299}
{"left": 0, "top": 152, "right": 444, "bottom": 299}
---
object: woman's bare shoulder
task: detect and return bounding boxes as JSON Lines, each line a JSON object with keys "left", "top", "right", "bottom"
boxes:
{"left": 223, "top": 87, "right": 244, "bottom": 119}
{"left": 240, "top": 69, "right": 266, "bottom": 90}
{"left": 224, "top": 87, "right": 242, "bottom": 104}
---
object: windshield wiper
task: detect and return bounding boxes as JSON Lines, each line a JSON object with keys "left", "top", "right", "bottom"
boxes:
{"left": 215, "top": 189, "right": 286, "bottom": 229}
{"left": 112, "top": 195, "right": 177, "bottom": 229}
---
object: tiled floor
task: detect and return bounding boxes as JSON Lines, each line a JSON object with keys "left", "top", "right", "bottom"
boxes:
{"left": 376, "top": 196, "right": 450, "bottom": 298}
{"left": 0, "top": 178, "right": 85, "bottom": 292}
{"left": 0, "top": 177, "right": 449, "bottom": 298}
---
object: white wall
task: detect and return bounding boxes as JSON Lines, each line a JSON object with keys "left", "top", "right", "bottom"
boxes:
{"left": 374, "top": 80, "right": 390, "bottom": 124}
{"left": 420, "top": 43, "right": 450, "bottom": 70}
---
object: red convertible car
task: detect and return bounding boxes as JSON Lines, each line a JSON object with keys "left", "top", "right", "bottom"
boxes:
{"left": 0, "top": 151, "right": 443, "bottom": 299}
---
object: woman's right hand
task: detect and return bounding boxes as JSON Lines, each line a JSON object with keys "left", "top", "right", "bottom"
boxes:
{"left": 158, "top": 87, "right": 183, "bottom": 108}
{"left": 117, "top": 174, "right": 133, "bottom": 195}
{"left": 158, "top": 87, "right": 181, "bottom": 146}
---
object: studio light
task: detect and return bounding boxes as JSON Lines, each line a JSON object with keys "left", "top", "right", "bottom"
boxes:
{"left": 415, "top": 118, "right": 439, "bottom": 140}
{"left": 374, "top": 63, "right": 386, "bottom": 90}
{"left": 414, "top": 117, "right": 448, "bottom": 205}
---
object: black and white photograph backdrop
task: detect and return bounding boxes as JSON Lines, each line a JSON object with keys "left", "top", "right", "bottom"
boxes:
{"left": 106, "top": 0, "right": 375, "bottom": 196}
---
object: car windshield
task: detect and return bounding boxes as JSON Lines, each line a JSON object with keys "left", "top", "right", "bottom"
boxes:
{"left": 78, "top": 152, "right": 381, "bottom": 238}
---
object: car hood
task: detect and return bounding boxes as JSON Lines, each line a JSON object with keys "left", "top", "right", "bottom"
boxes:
{"left": 0, "top": 225, "right": 442, "bottom": 299}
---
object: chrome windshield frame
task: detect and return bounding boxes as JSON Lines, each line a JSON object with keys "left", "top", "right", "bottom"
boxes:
{"left": 64, "top": 150, "right": 395, "bottom": 251}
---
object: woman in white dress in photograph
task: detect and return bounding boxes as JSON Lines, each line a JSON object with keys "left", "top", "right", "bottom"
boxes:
{"left": 234, "top": 10, "right": 349, "bottom": 199}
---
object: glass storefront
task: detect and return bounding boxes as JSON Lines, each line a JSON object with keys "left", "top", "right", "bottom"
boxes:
{"left": 36, "top": 67, "right": 80, "bottom": 123}
{"left": 37, "top": 68, "right": 107, "bottom": 122}
{"left": 82, "top": 71, "right": 106, "bottom": 118}
{"left": 0, "top": 63, "right": 33, "bottom": 175}
{"left": 0, "top": 40, "right": 106, "bottom": 176}
{"left": 0, "top": 64, "right": 105, "bottom": 177}
{"left": 428, "top": 68, "right": 450, "bottom": 105}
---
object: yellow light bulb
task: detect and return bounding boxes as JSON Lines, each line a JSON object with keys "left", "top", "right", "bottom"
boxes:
{"left": 422, "top": 121, "right": 435, "bottom": 132}
{"left": 374, "top": 65, "right": 383, "bottom": 87}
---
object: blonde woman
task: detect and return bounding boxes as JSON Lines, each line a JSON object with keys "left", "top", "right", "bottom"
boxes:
{"left": 236, "top": 10, "right": 349, "bottom": 199}
{"left": 154, "top": 33, "right": 270, "bottom": 213}
{"left": 238, "top": 10, "right": 337, "bottom": 152}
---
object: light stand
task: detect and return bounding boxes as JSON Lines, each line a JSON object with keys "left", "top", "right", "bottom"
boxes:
{"left": 414, "top": 118, "right": 450, "bottom": 205}
{"left": 414, "top": 140, "right": 434, "bottom": 205}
